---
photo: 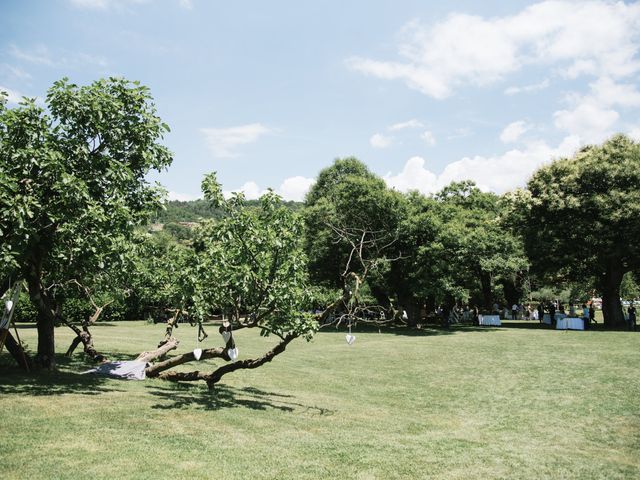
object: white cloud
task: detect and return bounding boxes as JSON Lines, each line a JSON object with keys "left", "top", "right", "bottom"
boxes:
{"left": 201, "top": 123, "right": 272, "bottom": 158}
{"left": 504, "top": 79, "right": 550, "bottom": 95}
{"left": 179, "top": 0, "right": 193, "bottom": 9}
{"left": 589, "top": 76, "right": 640, "bottom": 108}
{"left": 277, "top": 176, "right": 315, "bottom": 201}
{"left": 549, "top": 76, "right": 640, "bottom": 143}
{"left": 168, "top": 191, "right": 200, "bottom": 201}
{"left": 384, "top": 156, "right": 438, "bottom": 193}
{"left": 0, "top": 85, "right": 24, "bottom": 105}
{"left": 500, "top": 120, "right": 530, "bottom": 143}
{"left": 348, "top": 1, "right": 640, "bottom": 98}
{"left": 628, "top": 125, "right": 640, "bottom": 141}
{"left": 554, "top": 102, "right": 619, "bottom": 144}
{"left": 370, "top": 133, "right": 393, "bottom": 148}
{"left": 421, "top": 130, "right": 436, "bottom": 146}
{"left": 385, "top": 135, "right": 582, "bottom": 195}
{"left": 388, "top": 119, "right": 424, "bottom": 131}
{"left": 223, "top": 181, "right": 262, "bottom": 200}
{"left": 222, "top": 176, "right": 315, "bottom": 202}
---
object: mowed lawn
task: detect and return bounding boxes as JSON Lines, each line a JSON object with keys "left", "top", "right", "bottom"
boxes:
{"left": 0, "top": 321, "right": 638, "bottom": 480}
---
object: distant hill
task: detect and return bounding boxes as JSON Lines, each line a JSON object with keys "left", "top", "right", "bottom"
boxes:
{"left": 152, "top": 198, "right": 304, "bottom": 224}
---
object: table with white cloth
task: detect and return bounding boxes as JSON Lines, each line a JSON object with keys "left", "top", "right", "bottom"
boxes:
{"left": 478, "top": 315, "right": 501, "bottom": 326}
{"left": 543, "top": 313, "right": 567, "bottom": 325}
{"left": 556, "top": 317, "right": 585, "bottom": 330}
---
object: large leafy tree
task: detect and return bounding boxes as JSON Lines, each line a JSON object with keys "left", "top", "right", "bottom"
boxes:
{"left": 143, "top": 174, "right": 318, "bottom": 388}
{"left": 304, "top": 157, "right": 405, "bottom": 297}
{"left": 0, "top": 78, "right": 172, "bottom": 368}
{"left": 511, "top": 134, "right": 640, "bottom": 327}
{"left": 434, "top": 181, "right": 528, "bottom": 310}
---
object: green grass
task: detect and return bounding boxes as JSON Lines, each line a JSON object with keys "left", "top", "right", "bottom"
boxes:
{"left": 1, "top": 321, "right": 639, "bottom": 480}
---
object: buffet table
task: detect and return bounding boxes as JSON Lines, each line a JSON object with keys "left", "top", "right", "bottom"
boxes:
{"left": 556, "top": 317, "right": 585, "bottom": 330}
{"left": 478, "top": 315, "right": 501, "bottom": 326}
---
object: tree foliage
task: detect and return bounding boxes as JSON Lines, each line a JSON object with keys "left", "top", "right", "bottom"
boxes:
{"left": 509, "top": 134, "right": 640, "bottom": 326}
{"left": 0, "top": 77, "right": 172, "bottom": 367}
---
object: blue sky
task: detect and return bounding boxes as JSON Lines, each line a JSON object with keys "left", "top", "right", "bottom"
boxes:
{"left": 2, "top": 0, "right": 639, "bottom": 200}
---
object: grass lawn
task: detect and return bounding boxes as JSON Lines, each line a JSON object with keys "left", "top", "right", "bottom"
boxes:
{"left": 1, "top": 321, "right": 639, "bottom": 480}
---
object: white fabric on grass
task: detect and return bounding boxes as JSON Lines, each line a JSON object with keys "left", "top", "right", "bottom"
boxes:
{"left": 84, "top": 360, "right": 147, "bottom": 380}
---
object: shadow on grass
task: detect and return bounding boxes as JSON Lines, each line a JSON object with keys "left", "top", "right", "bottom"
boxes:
{"left": 0, "top": 351, "right": 135, "bottom": 396}
{"left": 148, "top": 382, "right": 334, "bottom": 415}
{"left": 322, "top": 323, "right": 503, "bottom": 337}
{"left": 0, "top": 367, "right": 122, "bottom": 396}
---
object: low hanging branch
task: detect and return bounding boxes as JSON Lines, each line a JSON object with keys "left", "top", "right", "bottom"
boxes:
{"left": 156, "top": 333, "right": 296, "bottom": 389}
{"left": 61, "top": 280, "right": 114, "bottom": 362}
{"left": 140, "top": 221, "right": 402, "bottom": 389}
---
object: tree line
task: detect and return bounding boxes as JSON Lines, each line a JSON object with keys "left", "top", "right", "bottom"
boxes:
{"left": 1, "top": 78, "right": 638, "bottom": 385}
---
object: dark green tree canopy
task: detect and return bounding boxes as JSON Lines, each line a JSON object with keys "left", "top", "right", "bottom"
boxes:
{"left": 511, "top": 134, "right": 640, "bottom": 326}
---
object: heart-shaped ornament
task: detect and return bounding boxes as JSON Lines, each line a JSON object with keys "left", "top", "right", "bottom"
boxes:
{"left": 193, "top": 348, "right": 202, "bottom": 360}
{"left": 345, "top": 334, "right": 356, "bottom": 345}
{"left": 5, "top": 300, "right": 13, "bottom": 313}
{"left": 228, "top": 347, "right": 238, "bottom": 361}
{"left": 221, "top": 331, "right": 232, "bottom": 344}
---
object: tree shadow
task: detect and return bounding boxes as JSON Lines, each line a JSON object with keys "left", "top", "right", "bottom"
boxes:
{"left": 325, "top": 323, "right": 500, "bottom": 337}
{"left": 147, "top": 382, "right": 334, "bottom": 415}
{"left": 0, "top": 367, "right": 122, "bottom": 396}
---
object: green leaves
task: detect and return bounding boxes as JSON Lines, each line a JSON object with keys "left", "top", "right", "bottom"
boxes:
{"left": 0, "top": 77, "right": 173, "bottom": 313}
{"left": 192, "top": 180, "right": 316, "bottom": 339}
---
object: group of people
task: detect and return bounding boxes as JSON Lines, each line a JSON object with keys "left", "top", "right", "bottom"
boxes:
{"left": 434, "top": 300, "right": 636, "bottom": 330}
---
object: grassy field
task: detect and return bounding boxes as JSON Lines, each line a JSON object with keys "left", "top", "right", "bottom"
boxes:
{"left": 0, "top": 321, "right": 638, "bottom": 480}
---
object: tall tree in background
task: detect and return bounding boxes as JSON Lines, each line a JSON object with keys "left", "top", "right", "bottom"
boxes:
{"left": 434, "top": 181, "right": 528, "bottom": 310}
{"left": 512, "top": 134, "right": 640, "bottom": 327}
{"left": 304, "top": 157, "right": 405, "bottom": 293}
{"left": 0, "top": 78, "right": 172, "bottom": 368}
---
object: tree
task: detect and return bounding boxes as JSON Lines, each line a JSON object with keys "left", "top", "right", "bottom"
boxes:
{"left": 143, "top": 173, "right": 318, "bottom": 388}
{"left": 510, "top": 134, "right": 640, "bottom": 327}
{"left": 0, "top": 78, "right": 172, "bottom": 368}
{"left": 304, "top": 157, "right": 405, "bottom": 299}
{"left": 404, "top": 182, "right": 527, "bottom": 315}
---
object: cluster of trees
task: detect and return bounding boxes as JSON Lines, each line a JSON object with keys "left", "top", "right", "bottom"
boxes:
{"left": 2, "top": 78, "right": 639, "bottom": 387}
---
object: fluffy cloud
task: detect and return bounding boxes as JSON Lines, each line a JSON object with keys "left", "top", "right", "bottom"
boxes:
{"left": 554, "top": 102, "right": 619, "bottom": 144}
{"left": 0, "top": 85, "right": 24, "bottom": 105}
{"left": 168, "top": 191, "right": 200, "bottom": 201}
{"left": 500, "top": 121, "right": 530, "bottom": 143}
{"left": 347, "top": 1, "right": 640, "bottom": 98}
{"left": 223, "top": 176, "right": 315, "bottom": 201}
{"left": 384, "top": 135, "right": 582, "bottom": 195}
{"left": 370, "top": 133, "right": 393, "bottom": 148}
{"left": 277, "top": 176, "right": 315, "bottom": 201}
{"left": 200, "top": 123, "right": 271, "bottom": 158}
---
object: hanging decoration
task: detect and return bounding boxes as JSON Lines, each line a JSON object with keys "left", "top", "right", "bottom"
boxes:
{"left": 345, "top": 315, "right": 355, "bottom": 345}
{"left": 219, "top": 319, "right": 239, "bottom": 361}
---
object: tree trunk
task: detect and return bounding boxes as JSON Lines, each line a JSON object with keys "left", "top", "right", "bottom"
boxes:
{"left": 2, "top": 330, "right": 32, "bottom": 371}
{"left": 601, "top": 263, "right": 626, "bottom": 328}
{"left": 36, "top": 311, "right": 56, "bottom": 370}
{"left": 25, "top": 244, "right": 57, "bottom": 370}
{"left": 479, "top": 271, "right": 493, "bottom": 311}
